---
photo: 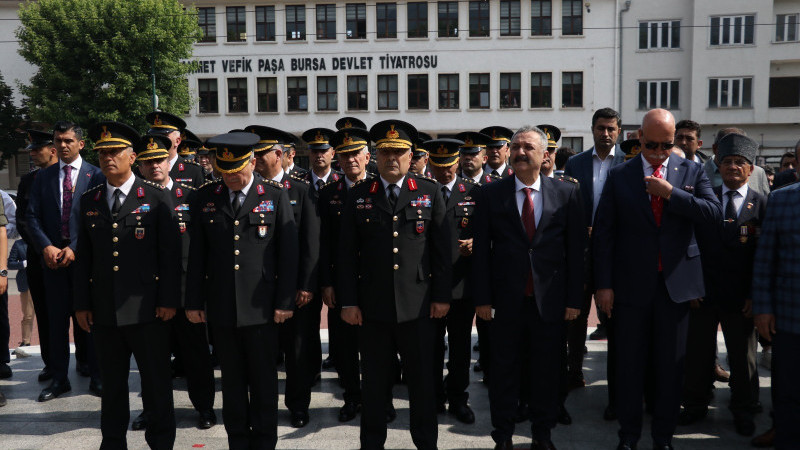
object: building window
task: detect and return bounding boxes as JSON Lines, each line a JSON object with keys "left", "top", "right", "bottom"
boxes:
{"left": 226, "top": 6, "right": 246, "bottom": 42}
{"left": 776, "top": 14, "right": 799, "bottom": 42}
{"left": 531, "top": 0, "right": 552, "bottom": 36}
{"left": 562, "top": 0, "right": 582, "bottom": 36}
{"left": 769, "top": 77, "right": 800, "bottom": 107}
{"left": 639, "top": 21, "right": 680, "bottom": 49}
{"left": 227, "top": 78, "right": 248, "bottom": 112}
{"left": 469, "top": 1, "right": 490, "bottom": 37}
{"left": 316, "top": 5, "right": 336, "bottom": 40}
{"left": 438, "top": 2, "right": 459, "bottom": 38}
{"left": 197, "top": 7, "right": 216, "bottom": 43}
{"left": 286, "top": 5, "right": 307, "bottom": 41}
{"left": 408, "top": 74, "right": 429, "bottom": 109}
{"left": 376, "top": 3, "right": 398, "bottom": 39}
{"left": 346, "top": 3, "right": 367, "bottom": 39}
{"left": 198, "top": 79, "right": 218, "bottom": 113}
{"left": 438, "top": 74, "right": 459, "bottom": 109}
{"left": 499, "top": 73, "right": 520, "bottom": 108}
{"left": 408, "top": 2, "right": 428, "bottom": 38}
{"left": 257, "top": 77, "right": 278, "bottom": 112}
{"left": 710, "top": 15, "right": 755, "bottom": 46}
{"left": 499, "top": 0, "right": 520, "bottom": 36}
{"left": 561, "top": 136, "right": 583, "bottom": 152}
{"left": 287, "top": 76, "right": 308, "bottom": 111}
{"left": 469, "top": 73, "right": 490, "bottom": 109}
{"left": 317, "top": 76, "right": 338, "bottom": 111}
{"left": 637, "top": 80, "right": 679, "bottom": 110}
{"left": 708, "top": 77, "right": 752, "bottom": 108}
{"left": 255, "top": 6, "right": 276, "bottom": 42}
{"left": 347, "top": 75, "right": 368, "bottom": 110}
{"left": 530, "top": 72, "right": 552, "bottom": 108}
{"left": 378, "top": 75, "right": 398, "bottom": 110}
{"left": 562, "top": 72, "right": 583, "bottom": 107}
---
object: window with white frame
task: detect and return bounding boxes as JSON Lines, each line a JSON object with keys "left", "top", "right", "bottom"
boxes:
{"left": 638, "top": 80, "right": 679, "bottom": 110}
{"left": 776, "top": 14, "right": 799, "bottom": 42}
{"left": 638, "top": 21, "right": 680, "bottom": 49}
{"left": 710, "top": 15, "right": 755, "bottom": 46}
{"left": 708, "top": 77, "right": 752, "bottom": 108}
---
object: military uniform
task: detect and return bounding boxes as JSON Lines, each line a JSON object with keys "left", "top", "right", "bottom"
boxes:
{"left": 480, "top": 126, "right": 515, "bottom": 179}
{"left": 144, "top": 111, "right": 206, "bottom": 188}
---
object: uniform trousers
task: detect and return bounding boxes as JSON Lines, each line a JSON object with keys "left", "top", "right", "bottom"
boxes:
{"left": 170, "top": 310, "right": 214, "bottom": 412}
{"left": 280, "top": 295, "right": 322, "bottom": 413}
{"left": 27, "top": 251, "right": 49, "bottom": 366}
{"left": 433, "top": 299, "right": 474, "bottom": 406}
{"left": 328, "top": 305, "right": 361, "bottom": 403}
{"left": 772, "top": 331, "right": 800, "bottom": 449}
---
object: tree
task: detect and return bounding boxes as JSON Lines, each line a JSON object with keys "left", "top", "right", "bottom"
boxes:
{"left": 16, "top": 0, "right": 201, "bottom": 133}
{"left": 0, "top": 71, "right": 28, "bottom": 171}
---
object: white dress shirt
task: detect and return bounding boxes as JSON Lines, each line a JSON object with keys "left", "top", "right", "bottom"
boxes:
{"left": 165, "top": 178, "right": 174, "bottom": 191}
{"left": 270, "top": 172, "right": 283, "bottom": 183}
{"left": 486, "top": 162, "right": 508, "bottom": 177}
{"left": 514, "top": 175, "right": 543, "bottom": 227}
{"left": 642, "top": 156, "right": 670, "bottom": 200}
{"left": 106, "top": 173, "right": 136, "bottom": 210}
{"left": 380, "top": 176, "right": 405, "bottom": 199}
{"left": 311, "top": 170, "right": 332, "bottom": 191}
{"left": 344, "top": 174, "right": 366, "bottom": 189}
{"left": 285, "top": 163, "right": 296, "bottom": 175}
{"left": 58, "top": 156, "right": 83, "bottom": 210}
{"left": 228, "top": 176, "right": 255, "bottom": 207}
{"left": 168, "top": 154, "right": 179, "bottom": 171}
{"left": 591, "top": 147, "right": 614, "bottom": 219}
{"left": 721, "top": 183, "right": 749, "bottom": 217}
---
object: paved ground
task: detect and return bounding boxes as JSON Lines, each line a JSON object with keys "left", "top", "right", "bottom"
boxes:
{"left": 0, "top": 329, "right": 774, "bottom": 449}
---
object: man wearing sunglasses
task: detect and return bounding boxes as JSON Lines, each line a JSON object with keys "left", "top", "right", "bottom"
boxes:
{"left": 593, "top": 109, "right": 721, "bottom": 450}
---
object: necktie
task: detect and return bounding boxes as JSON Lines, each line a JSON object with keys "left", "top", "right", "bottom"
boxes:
{"left": 111, "top": 189, "right": 122, "bottom": 217}
{"left": 316, "top": 179, "right": 325, "bottom": 191}
{"left": 491, "top": 169, "right": 499, "bottom": 177}
{"left": 387, "top": 185, "right": 398, "bottom": 209}
{"left": 522, "top": 187, "right": 536, "bottom": 296}
{"left": 232, "top": 190, "right": 242, "bottom": 215}
{"left": 61, "top": 165, "right": 73, "bottom": 239}
{"left": 725, "top": 191, "right": 738, "bottom": 222}
{"left": 442, "top": 186, "right": 450, "bottom": 202}
{"left": 650, "top": 165, "right": 664, "bottom": 226}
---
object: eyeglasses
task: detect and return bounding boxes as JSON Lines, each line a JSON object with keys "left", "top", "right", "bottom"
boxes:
{"left": 720, "top": 158, "right": 750, "bottom": 167}
{"left": 643, "top": 141, "right": 675, "bottom": 150}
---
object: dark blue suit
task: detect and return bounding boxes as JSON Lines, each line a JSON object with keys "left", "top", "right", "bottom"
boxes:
{"left": 26, "top": 159, "right": 105, "bottom": 383}
{"left": 593, "top": 153, "right": 720, "bottom": 446}
{"left": 472, "top": 175, "right": 585, "bottom": 444}
{"left": 564, "top": 145, "right": 626, "bottom": 226}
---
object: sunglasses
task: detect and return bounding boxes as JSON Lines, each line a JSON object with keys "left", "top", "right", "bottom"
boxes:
{"left": 642, "top": 141, "right": 675, "bottom": 150}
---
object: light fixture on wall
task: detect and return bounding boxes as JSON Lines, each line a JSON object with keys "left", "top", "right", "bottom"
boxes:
{"left": 585, "top": 2, "right": 591, "bottom": 13}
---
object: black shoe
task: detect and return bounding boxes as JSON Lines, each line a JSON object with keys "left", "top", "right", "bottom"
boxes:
{"left": 589, "top": 325, "right": 607, "bottom": 340}
{"left": 38, "top": 367, "right": 53, "bottom": 382}
{"left": 448, "top": 402, "right": 475, "bottom": 424}
{"left": 322, "top": 356, "right": 335, "bottom": 370}
{"left": 198, "top": 409, "right": 217, "bottom": 429}
{"left": 171, "top": 359, "right": 186, "bottom": 378}
{"left": 494, "top": 439, "right": 513, "bottom": 450}
{"left": 531, "top": 440, "right": 557, "bottom": 450}
{"left": 652, "top": 444, "right": 673, "bottom": 450}
{"left": 0, "top": 390, "right": 6, "bottom": 407}
{"left": 678, "top": 408, "right": 707, "bottom": 426}
{"left": 616, "top": 443, "right": 636, "bottom": 450}
{"left": 583, "top": 345, "right": 588, "bottom": 355}
{"left": 747, "top": 401, "right": 763, "bottom": 414}
{"left": 437, "top": 402, "right": 447, "bottom": 414}
{"left": 603, "top": 405, "right": 617, "bottom": 421}
{"left": 38, "top": 380, "right": 72, "bottom": 402}
{"left": 514, "top": 402, "right": 529, "bottom": 423}
{"left": 0, "top": 363, "right": 11, "bottom": 379}
{"left": 290, "top": 410, "right": 309, "bottom": 428}
{"left": 131, "top": 412, "right": 148, "bottom": 430}
{"left": 473, "top": 361, "right": 483, "bottom": 372}
{"left": 734, "top": 414, "right": 755, "bottom": 436}
{"left": 89, "top": 378, "right": 103, "bottom": 397}
{"left": 338, "top": 401, "right": 360, "bottom": 422}
{"left": 76, "top": 361, "right": 90, "bottom": 377}
{"left": 385, "top": 403, "right": 396, "bottom": 424}
{"left": 557, "top": 405, "right": 572, "bottom": 425}
{"left": 312, "top": 372, "right": 322, "bottom": 386}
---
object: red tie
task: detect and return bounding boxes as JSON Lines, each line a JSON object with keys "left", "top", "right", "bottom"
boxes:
{"left": 650, "top": 164, "right": 664, "bottom": 271}
{"left": 522, "top": 187, "right": 536, "bottom": 295}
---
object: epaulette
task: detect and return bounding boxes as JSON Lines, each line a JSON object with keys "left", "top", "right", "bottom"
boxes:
{"left": 177, "top": 182, "right": 196, "bottom": 191}
{"left": 319, "top": 178, "right": 340, "bottom": 190}
{"left": 262, "top": 179, "right": 283, "bottom": 189}
{"left": 82, "top": 184, "right": 103, "bottom": 196}
{"left": 556, "top": 175, "right": 578, "bottom": 184}
{"left": 462, "top": 177, "right": 478, "bottom": 185}
{"left": 352, "top": 176, "right": 375, "bottom": 188}
{"left": 489, "top": 173, "right": 502, "bottom": 180}
{"left": 198, "top": 178, "right": 222, "bottom": 190}
{"left": 290, "top": 174, "right": 310, "bottom": 184}
{"left": 184, "top": 159, "right": 202, "bottom": 167}
{"left": 142, "top": 179, "right": 165, "bottom": 190}
{"left": 415, "top": 174, "right": 437, "bottom": 184}
{"left": 365, "top": 171, "right": 377, "bottom": 178}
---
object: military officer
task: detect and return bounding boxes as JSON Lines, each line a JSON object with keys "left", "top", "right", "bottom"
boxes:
{"left": 74, "top": 121, "right": 180, "bottom": 449}
{"left": 410, "top": 144, "right": 432, "bottom": 178}
{"left": 177, "top": 129, "right": 202, "bottom": 160}
{"left": 245, "top": 124, "right": 321, "bottom": 429}
{"left": 339, "top": 120, "right": 452, "bottom": 449}
{"left": 480, "top": 126, "right": 515, "bottom": 178}
{"left": 282, "top": 134, "right": 308, "bottom": 179}
{"left": 136, "top": 134, "right": 216, "bottom": 430}
{"left": 185, "top": 132, "right": 298, "bottom": 450}
{"left": 423, "top": 137, "right": 479, "bottom": 424}
{"left": 145, "top": 111, "right": 205, "bottom": 188}
{"left": 301, "top": 128, "right": 341, "bottom": 198}
{"left": 336, "top": 117, "right": 377, "bottom": 175}
{"left": 456, "top": 131, "right": 498, "bottom": 185}
{"left": 538, "top": 125, "right": 561, "bottom": 179}
{"left": 195, "top": 140, "right": 218, "bottom": 182}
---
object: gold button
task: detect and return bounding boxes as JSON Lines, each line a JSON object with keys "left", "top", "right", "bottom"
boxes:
{"left": 136, "top": 216, "right": 141, "bottom": 220}
{"left": 366, "top": 218, "right": 370, "bottom": 223}
{"left": 137, "top": 222, "right": 141, "bottom": 226}
{"left": 234, "top": 264, "right": 240, "bottom": 270}
{"left": 112, "top": 223, "right": 118, "bottom": 229}
{"left": 91, "top": 224, "right": 95, "bottom": 228}
{"left": 113, "top": 266, "right": 119, "bottom": 271}
{"left": 89, "top": 278, "right": 92, "bottom": 283}
{"left": 210, "top": 219, "right": 214, "bottom": 223}
{"left": 393, "top": 231, "right": 398, "bottom": 237}
{"left": 234, "top": 235, "right": 240, "bottom": 240}
{"left": 234, "top": 250, "right": 240, "bottom": 255}
{"left": 417, "top": 209, "right": 422, "bottom": 214}
{"left": 337, "top": 211, "right": 341, "bottom": 216}
{"left": 113, "top": 251, "right": 118, "bottom": 257}
{"left": 464, "top": 208, "right": 468, "bottom": 212}
{"left": 234, "top": 220, "right": 239, "bottom": 226}
{"left": 418, "top": 215, "right": 422, "bottom": 219}
{"left": 155, "top": 276, "right": 159, "bottom": 281}
{"left": 393, "top": 264, "right": 399, "bottom": 270}
{"left": 393, "top": 248, "right": 398, "bottom": 253}
{"left": 393, "top": 216, "right": 398, "bottom": 221}
{"left": 260, "top": 214, "right": 265, "bottom": 218}
{"left": 112, "top": 237, "right": 118, "bottom": 242}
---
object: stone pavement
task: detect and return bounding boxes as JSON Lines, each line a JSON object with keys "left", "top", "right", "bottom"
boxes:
{"left": 0, "top": 331, "right": 773, "bottom": 449}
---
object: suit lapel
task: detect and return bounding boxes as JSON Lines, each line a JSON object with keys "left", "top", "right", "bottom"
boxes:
{"left": 74, "top": 164, "right": 92, "bottom": 196}
{"left": 217, "top": 184, "right": 234, "bottom": 218}
{"left": 51, "top": 164, "right": 62, "bottom": 207}
{"left": 396, "top": 177, "right": 415, "bottom": 214}
{"left": 502, "top": 176, "right": 528, "bottom": 240}
{"left": 92, "top": 185, "right": 112, "bottom": 220}
{"left": 238, "top": 181, "right": 263, "bottom": 219}
{"left": 666, "top": 157, "right": 687, "bottom": 193}
{"left": 581, "top": 151, "right": 594, "bottom": 200}
{"left": 737, "top": 188, "right": 758, "bottom": 225}
{"left": 115, "top": 178, "right": 143, "bottom": 220}
{"left": 531, "top": 177, "right": 556, "bottom": 246}
{"left": 628, "top": 154, "right": 656, "bottom": 226}
{"left": 370, "top": 179, "right": 393, "bottom": 214}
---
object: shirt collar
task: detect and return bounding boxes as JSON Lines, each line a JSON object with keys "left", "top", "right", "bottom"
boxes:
{"left": 270, "top": 172, "right": 283, "bottom": 183}
{"left": 59, "top": 155, "right": 83, "bottom": 171}
{"left": 168, "top": 154, "right": 179, "bottom": 170}
{"left": 312, "top": 169, "right": 331, "bottom": 185}
{"left": 165, "top": 178, "right": 174, "bottom": 191}
{"left": 721, "top": 183, "right": 749, "bottom": 199}
{"left": 106, "top": 172, "right": 136, "bottom": 195}
{"left": 642, "top": 155, "right": 670, "bottom": 174}
{"left": 487, "top": 162, "right": 507, "bottom": 174}
{"left": 380, "top": 175, "right": 405, "bottom": 192}
{"left": 238, "top": 175, "right": 255, "bottom": 197}
{"left": 592, "top": 146, "right": 616, "bottom": 160}
{"left": 345, "top": 173, "right": 366, "bottom": 189}
{"left": 444, "top": 178, "right": 457, "bottom": 192}
{"left": 514, "top": 175, "right": 542, "bottom": 192}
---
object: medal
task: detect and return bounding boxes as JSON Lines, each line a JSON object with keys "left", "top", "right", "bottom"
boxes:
{"left": 258, "top": 225, "right": 268, "bottom": 238}
{"left": 135, "top": 228, "right": 145, "bottom": 239}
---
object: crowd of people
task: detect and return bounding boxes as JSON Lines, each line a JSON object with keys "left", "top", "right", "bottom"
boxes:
{"left": 0, "top": 106, "right": 798, "bottom": 450}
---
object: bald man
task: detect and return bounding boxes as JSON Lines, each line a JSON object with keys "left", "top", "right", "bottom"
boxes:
{"left": 592, "top": 109, "right": 721, "bottom": 450}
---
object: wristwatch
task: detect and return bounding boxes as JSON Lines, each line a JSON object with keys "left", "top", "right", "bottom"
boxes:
{"left": 0, "top": 270, "right": 7, "bottom": 277}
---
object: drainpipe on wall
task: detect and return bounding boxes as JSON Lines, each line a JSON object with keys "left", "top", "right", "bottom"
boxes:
{"left": 618, "top": 0, "right": 631, "bottom": 114}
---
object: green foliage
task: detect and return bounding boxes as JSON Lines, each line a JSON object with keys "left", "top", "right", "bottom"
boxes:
{"left": 16, "top": 0, "right": 201, "bottom": 136}
{"left": 0, "top": 72, "right": 28, "bottom": 170}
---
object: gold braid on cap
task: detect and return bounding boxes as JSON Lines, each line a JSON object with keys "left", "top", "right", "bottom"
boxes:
{"left": 429, "top": 158, "right": 459, "bottom": 168}
{"left": 217, "top": 148, "right": 253, "bottom": 162}
{"left": 213, "top": 159, "right": 250, "bottom": 174}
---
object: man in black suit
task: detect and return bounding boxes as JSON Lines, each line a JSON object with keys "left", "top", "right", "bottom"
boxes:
{"left": 472, "top": 125, "right": 585, "bottom": 450}
{"left": 16, "top": 130, "right": 58, "bottom": 382}
{"left": 145, "top": 112, "right": 205, "bottom": 188}
{"left": 424, "top": 137, "right": 479, "bottom": 424}
{"left": 73, "top": 121, "right": 180, "bottom": 449}
{"left": 339, "top": 120, "right": 451, "bottom": 449}
{"left": 480, "top": 126, "right": 515, "bottom": 178}
{"left": 319, "top": 127, "right": 373, "bottom": 423}
{"left": 186, "top": 132, "right": 298, "bottom": 449}
{"left": 26, "top": 121, "right": 105, "bottom": 401}
{"left": 681, "top": 133, "right": 765, "bottom": 436}
{"left": 246, "top": 124, "right": 321, "bottom": 429}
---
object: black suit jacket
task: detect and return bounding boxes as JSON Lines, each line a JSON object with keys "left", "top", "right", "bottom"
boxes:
{"left": 170, "top": 156, "right": 205, "bottom": 188}
{"left": 472, "top": 175, "right": 585, "bottom": 322}
{"left": 280, "top": 172, "right": 320, "bottom": 293}
{"left": 168, "top": 182, "right": 195, "bottom": 305}
{"left": 16, "top": 169, "right": 39, "bottom": 250}
{"left": 337, "top": 173, "right": 452, "bottom": 323}
{"left": 73, "top": 178, "right": 181, "bottom": 327}
{"left": 444, "top": 177, "right": 480, "bottom": 300}
{"left": 317, "top": 177, "right": 349, "bottom": 290}
{"left": 185, "top": 176, "right": 298, "bottom": 327}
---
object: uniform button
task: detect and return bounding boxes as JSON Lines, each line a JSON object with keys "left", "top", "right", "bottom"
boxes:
{"left": 393, "top": 264, "right": 399, "bottom": 270}
{"left": 418, "top": 215, "right": 422, "bottom": 219}
{"left": 393, "top": 231, "right": 398, "bottom": 237}
{"left": 393, "top": 248, "right": 398, "bottom": 253}
{"left": 112, "top": 237, "right": 118, "bottom": 243}
{"left": 136, "top": 216, "right": 141, "bottom": 220}
{"left": 234, "top": 235, "right": 240, "bottom": 241}
{"left": 155, "top": 276, "right": 159, "bottom": 281}
{"left": 464, "top": 208, "right": 468, "bottom": 212}
{"left": 234, "top": 250, "right": 240, "bottom": 255}
{"left": 234, "top": 264, "right": 240, "bottom": 270}
{"left": 417, "top": 209, "right": 422, "bottom": 214}
{"left": 112, "top": 223, "right": 118, "bottom": 229}
{"left": 113, "top": 266, "right": 119, "bottom": 271}
{"left": 393, "top": 216, "right": 398, "bottom": 221}
{"left": 529, "top": 249, "right": 533, "bottom": 255}
{"left": 113, "top": 251, "right": 118, "bottom": 257}
{"left": 234, "top": 220, "right": 240, "bottom": 226}
{"left": 366, "top": 218, "right": 370, "bottom": 223}
{"left": 337, "top": 211, "right": 341, "bottom": 216}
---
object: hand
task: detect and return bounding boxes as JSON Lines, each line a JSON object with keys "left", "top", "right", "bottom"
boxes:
{"left": 742, "top": 299, "right": 753, "bottom": 318}
{"left": 457, "top": 239, "right": 473, "bottom": 257}
{"left": 644, "top": 176, "right": 674, "bottom": 199}
{"left": 0, "top": 276, "right": 6, "bottom": 295}
{"left": 430, "top": 302, "right": 450, "bottom": 319}
{"left": 475, "top": 305, "right": 492, "bottom": 321}
{"left": 587, "top": 226, "right": 592, "bottom": 238}
{"left": 754, "top": 314, "right": 776, "bottom": 341}
{"left": 295, "top": 290, "right": 313, "bottom": 308}
{"left": 186, "top": 309, "right": 206, "bottom": 323}
{"left": 595, "top": 288, "right": 614, "bottom": 318}
{"left": 564, "top": 307, "right": 581, "bottom": 321}
{"left": 690, "top": 299, "right": 702, "bottom": 309}
{"left": 43, "top": 245, "right": 60, "bottom": 269}
{"left": 57, "top": 247, "right": 75, "bottom": 267}
{"left": 274, "top": 309, "right": 294, "bottom": 324}
{"left": 156, "top": 307, "right": 176, "bottom": 321}
{"left": 341, "top": 307, "right": 363, "bottom": 326}
{"left": 322, "top": 286, "right": 336, "bottom": 308}
{"left": 75, "top": 310, "right": 93, "bottom": 332}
